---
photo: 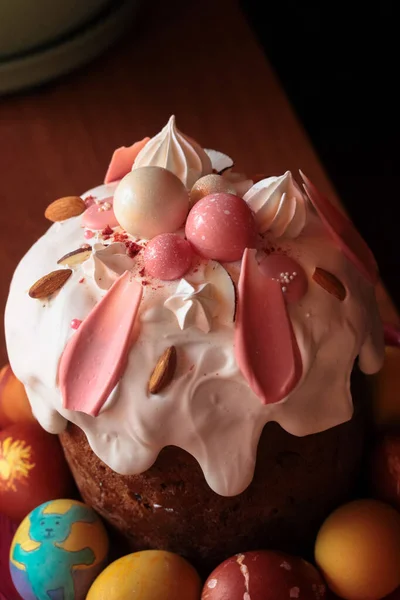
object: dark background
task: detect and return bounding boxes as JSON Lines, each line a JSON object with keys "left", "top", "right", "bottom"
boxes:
{"left": 241, "top": 1, "right": 399, "bottom": 310}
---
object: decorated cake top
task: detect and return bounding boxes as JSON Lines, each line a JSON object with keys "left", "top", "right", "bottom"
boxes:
{"left": 5, "top": 117, "right": 384, "bottom": 497}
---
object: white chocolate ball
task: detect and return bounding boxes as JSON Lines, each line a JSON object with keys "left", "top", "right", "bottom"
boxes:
{"left": 113, "top": 166, "right": 189, "bottom": 239}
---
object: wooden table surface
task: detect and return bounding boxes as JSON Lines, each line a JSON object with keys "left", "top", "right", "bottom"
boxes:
{"left": 0, "top": 0, "right": 397, "bottom": 365}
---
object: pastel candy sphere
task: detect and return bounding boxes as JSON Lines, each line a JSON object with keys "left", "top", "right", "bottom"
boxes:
{"left": 144, "top": 233, "right": 193, "bottom": 280}
{"left": 185, "top": 192, "right": 257, "bottom": 262}
{"left": 113, "top": 166, "right": 189, "bottom": 239}
{"left": 189, "top": 174, "right": 236, "bottom": 207}
{"left": 202, "top": 550, "right": 327, "bottom": 600}
{"left": 315, "top": 499, "right": 400, "bottom": 600}
{"left": 87, "top": 550, "right": 201, "bottom": 600}
{"left": 10, "top": 499, "right": 109, "bottom": 600}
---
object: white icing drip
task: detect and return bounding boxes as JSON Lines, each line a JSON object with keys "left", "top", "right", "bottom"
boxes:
{"left": 132, "top": 115, "right": 212, "bottom": 188}
{"left": 244, "top": 171, "right": 307, "bottom": 237}
{"left": 5, "top": 181, "right": 384, "bottom": 497}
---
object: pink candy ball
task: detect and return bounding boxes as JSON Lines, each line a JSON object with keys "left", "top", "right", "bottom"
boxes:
{"left": 144, "top": 233, "right": 193, "bottom": 281}
{"left": 185, "top": 193, "right": 257, "bottom": 262}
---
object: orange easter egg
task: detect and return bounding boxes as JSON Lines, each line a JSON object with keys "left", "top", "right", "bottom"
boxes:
{"left": 315, "top": 499, "right": 400, "bottom": 600}
{"left": 0, "top": 422, "right": 74, "bottom": 522}
{"left": 0, "top": 364, "right": 35, "bottom": 428}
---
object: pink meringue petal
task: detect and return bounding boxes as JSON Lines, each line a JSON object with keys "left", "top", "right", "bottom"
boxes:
{"left": 59, "top": 271, "right": 143, "bottom": 416}
{"left": 104, "top": 137, "right": 150, "bottom": 184}
{"left": 300, "top": 171, "right": 378, "bottom": 284}
{"left": 235, "top": 248, "right": 302, "bottom": 404}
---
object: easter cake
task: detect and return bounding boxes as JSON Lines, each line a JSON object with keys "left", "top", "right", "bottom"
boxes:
{"left": 4, "top": 117, "right": 384, "bottom": 569}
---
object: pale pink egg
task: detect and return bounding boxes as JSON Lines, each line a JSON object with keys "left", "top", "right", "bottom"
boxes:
{"left": 82, "top": 198, "right": 119, "bottom": 230}
{"left": 258, "top": 253, "right": 308, "bottom": 304}
{"left": 185, "top": 193, "right": 257, "bottom": 262}
{"left": 144, "top": 233, "right": 193, "bottom": 280}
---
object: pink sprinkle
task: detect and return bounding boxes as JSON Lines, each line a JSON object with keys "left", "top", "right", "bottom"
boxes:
{"left": 70, "top": 319, "right": 82, "bottom": 330}
{"left": 142, "top": 280, "right": 149, "bottom": 286}
{"left": 79, "top": 278, "right": 85, "bottom": 284}
{"left": 84, "top": 229, "right": 94, "bottom": 239}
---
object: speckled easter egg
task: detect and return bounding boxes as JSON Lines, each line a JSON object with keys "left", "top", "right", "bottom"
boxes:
{"left": 315, "top": 499, "right": 400, "bottom": 600}
{"left": 0, "top": 364, "right": 35, "bottom": 428}
{"left": 202, "top": 551, "right": 327, "bottom": 600}
{"left": 113, "top": 166, "right": 189, "bottom": 239}
{"left": 87, "top": 550, "right": 201, "bottom": 600}
{"left": 0, "top": 423, "right": 74, "bottom": 521}
{"left": 143, "top": 233, "right": 193, "bottom": 280}
{"left": 10, "top": 499, "right": 108, "bottom": 600}
{"left": 185, "top": 192, "right": 257, "bottom": 262}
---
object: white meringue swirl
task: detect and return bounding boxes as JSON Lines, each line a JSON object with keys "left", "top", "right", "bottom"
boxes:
{"left": 164, "top": 279, "right": 217, "bottom": 333}
{"left": 133, "top": 115, "right": 212, "bottom": 189}
{"left": 244, "top": 171, "right": 307, "bottom": 238}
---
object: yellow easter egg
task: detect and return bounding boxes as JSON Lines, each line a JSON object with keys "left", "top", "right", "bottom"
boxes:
{"left": 315, "top": 499, "right": 400, "bottom": 600}
{"left": 87, "top": 550, "right": 201, "bottom": 600}
{"left": 373, "top": 346, "right": 400, "bottom": 426}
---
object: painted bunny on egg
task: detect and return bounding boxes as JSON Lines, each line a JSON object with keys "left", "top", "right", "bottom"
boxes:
{"left": 12, "top": 503, "right": 96, "bottom": 600}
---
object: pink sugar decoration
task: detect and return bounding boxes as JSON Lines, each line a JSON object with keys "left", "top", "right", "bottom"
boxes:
{"left": 235, "top": 248, "right": 302, "bottom": 404}
{"left": 258, "top": 253, "right": 307, "bottom": 304}
{"left": 104, "top": 137, "right": 150, "bottom": 184}
{"left": 59, "top": 271, "right": 143, "bottom": 416}
{"left": 144, "top": 233, "right": 193, "bottom": 280}
{"left": 185, "top": 192, "right": 257, "bottom": 262}
{"left": 84, "top": 229, "right": 94, "bottom": 239}
{"left": 82, "top": 198, "right": 119, "bottom": 230}
{"left": 300, "top": 171, "right": 378, "bottom": 285}
{"left": 70, "top": 319, "right": 82, "bottom": 330}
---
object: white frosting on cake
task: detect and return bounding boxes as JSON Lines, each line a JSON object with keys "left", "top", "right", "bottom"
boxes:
{"left": 5, "top": 180, "right": 384, "bottom": 497}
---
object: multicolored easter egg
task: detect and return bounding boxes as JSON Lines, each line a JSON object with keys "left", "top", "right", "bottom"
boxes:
{"left": 0, "top": 423, "right": 74, "bottom": 521}
{"left": 113, "top": 166, "right": 189, "bottom": 239}
{"left": 315, "top": 499, "right": 400, "bottom": 600}
{"left": 86, "top": 550, "right": 201, "bottom": 600}
{"left": 202, "top": 550, "right": 327, "bottom": 600}
{"left": 0, "top": 364, "right": 35, "bottom": 428}
{"left": 185, "top": 192, "right": 257, "bottom": 262}
{"left": 10, "top": 499, "right": 109, "bottom": 600}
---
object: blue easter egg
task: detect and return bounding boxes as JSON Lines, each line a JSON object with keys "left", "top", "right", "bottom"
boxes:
{"left": 9, "top": 499, "right": 109, "bottom": 600}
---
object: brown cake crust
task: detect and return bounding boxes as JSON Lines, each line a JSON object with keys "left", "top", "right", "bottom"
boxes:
{"left": 60, "top": 381, "right": 369, "bottom": 572}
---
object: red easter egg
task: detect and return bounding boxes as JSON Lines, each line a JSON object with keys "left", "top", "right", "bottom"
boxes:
{"left": 370, "top": 434, "right": 400, "bottom": 511}
{"left": 0, "top": 423, "right": 74, "bottom": 522}
{"left": 202, "top": 550, "right": 327, "bottom": 600}
{"left": 185, "top": 193, "right": 257, "bottom": 262}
